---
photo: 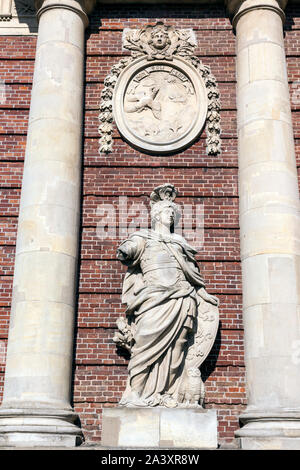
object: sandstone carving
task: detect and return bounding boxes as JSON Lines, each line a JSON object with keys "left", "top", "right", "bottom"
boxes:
{"left": 99, "top": 22, "right": 221, "bottom": 156}
{"left": 117, "top": 61, "right": 202, "bottom": 151}
{"left": 122, "top": 21, "right": 197, "bottom": 60}
{"left": 113, "top": 184, "right": 219, "bottom": 408}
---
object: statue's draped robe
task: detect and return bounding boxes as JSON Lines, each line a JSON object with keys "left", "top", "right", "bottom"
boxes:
{"left": 118, "top": 230, "right": 206, "bottom": 404}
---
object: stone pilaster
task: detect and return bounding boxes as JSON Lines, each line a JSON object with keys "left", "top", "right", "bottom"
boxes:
{"left": 0, "top": 0, "right": 95, "bottom": 447}
{"left": 227, "top": 0, "right": 300, "bottom": 450}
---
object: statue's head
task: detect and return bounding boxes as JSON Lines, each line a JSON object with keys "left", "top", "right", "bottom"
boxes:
{"left": 150, "top": 184, "right": 180, "bottom": 231}
{"left": 151, "top": 200, "right": 181, "bottom": 230}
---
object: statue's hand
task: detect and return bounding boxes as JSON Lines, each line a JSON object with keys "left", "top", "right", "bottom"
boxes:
{"left": 207, "top": 294, "right": 219, "bottom": 306}
{"left": 197, "top": 288, "right": 219, "bottom": 306}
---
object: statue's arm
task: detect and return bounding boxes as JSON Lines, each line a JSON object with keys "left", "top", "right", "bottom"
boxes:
{"left": 182, "top": 249, "right": 219, "bottom": 307}
{"left": 117, "top": 236, "right": 142, "bottom": 265}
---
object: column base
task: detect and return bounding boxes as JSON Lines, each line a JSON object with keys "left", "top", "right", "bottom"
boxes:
{"left": 235, "top": 410, "right": 300, "bottom": 450}
{"left": 102, "top": 407, "right": 218, "bottom": 449}
{"left": 237, "top": 437, "right": 300, "bottom": 450}
{"left": 0, "top": 407, "right": 83, "bottom": 447}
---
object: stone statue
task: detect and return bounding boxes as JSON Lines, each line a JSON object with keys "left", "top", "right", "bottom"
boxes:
{"left": 114, "top": 184, "right": 219, "bottom": 408}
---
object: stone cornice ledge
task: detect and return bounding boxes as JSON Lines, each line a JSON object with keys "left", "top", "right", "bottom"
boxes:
{"left": 94, "top": 0, "right": 222, "bottom": 3}
{"left": 31, "top": 0, "right": 293, "bottom": 18}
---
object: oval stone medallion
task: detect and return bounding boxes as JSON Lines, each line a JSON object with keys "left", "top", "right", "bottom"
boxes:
{"left": 113, "top": 56, "right": 208, "bottom": 154}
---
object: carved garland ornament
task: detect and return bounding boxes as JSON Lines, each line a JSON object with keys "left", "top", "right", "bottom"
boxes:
{"left": 98, "top": 22, "right": 221, "bottom": 156}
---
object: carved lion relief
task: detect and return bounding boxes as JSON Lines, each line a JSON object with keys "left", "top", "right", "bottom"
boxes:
{"left": 99, "top": 22, "right": 221, "bottom": 156}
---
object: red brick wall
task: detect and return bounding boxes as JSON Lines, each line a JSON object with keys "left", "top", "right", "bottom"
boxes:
{"left": 76, "top": 3, "right": 245, "bottom": 447}
{"left": 0, "top": 2, "right": 299, "bottom": 448}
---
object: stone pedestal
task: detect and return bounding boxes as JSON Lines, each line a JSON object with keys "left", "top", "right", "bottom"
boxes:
{"left": 101, "top": 408, "right": 218, "bottom": 449}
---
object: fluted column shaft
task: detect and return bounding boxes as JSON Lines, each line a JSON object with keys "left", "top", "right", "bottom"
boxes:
{"left": 229, "top": 0, "right": 300, "bottom": 450}
{"left": 0, "top": 0, "right": 94, "bottom": 447}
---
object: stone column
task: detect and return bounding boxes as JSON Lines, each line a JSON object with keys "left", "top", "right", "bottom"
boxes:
{"left": 227, "top": 0, "right": 300, "bottom": 449}
{"left": 0, "top": 0, "right": 95, "bottom": 447}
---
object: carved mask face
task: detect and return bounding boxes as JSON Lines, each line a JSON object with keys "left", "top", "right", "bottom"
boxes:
{"left": 152, "top": 30, "right": 168, "bottom": 49}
